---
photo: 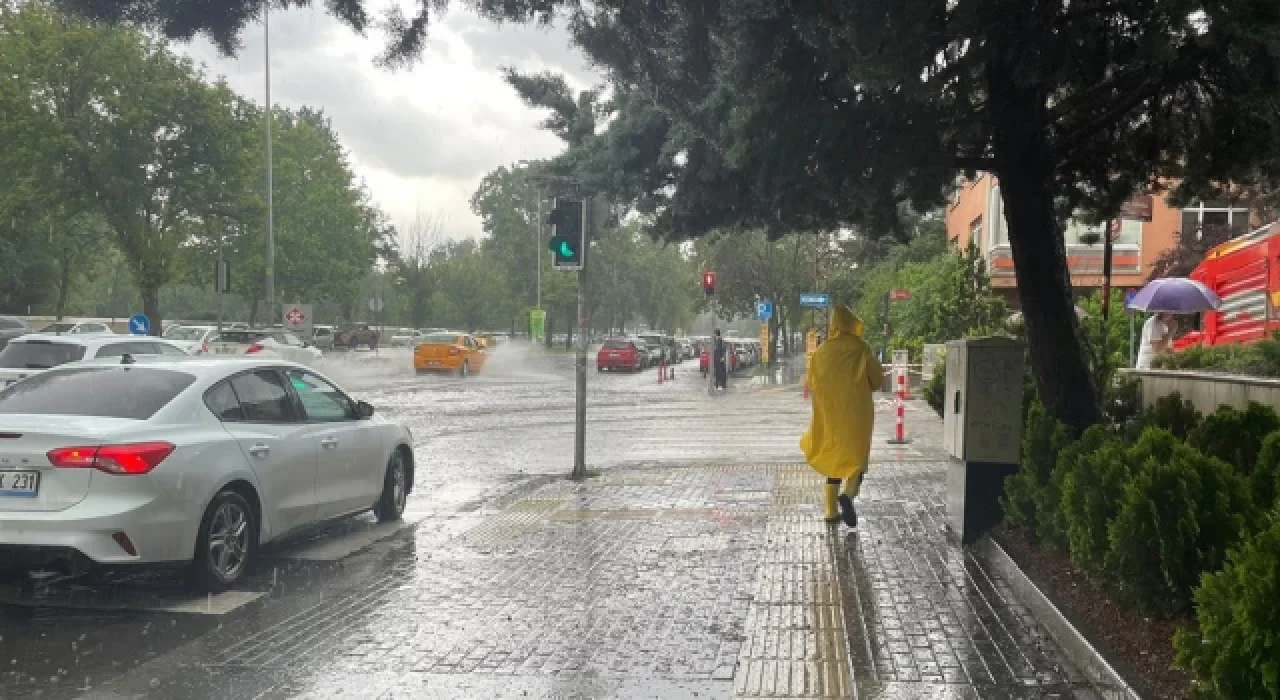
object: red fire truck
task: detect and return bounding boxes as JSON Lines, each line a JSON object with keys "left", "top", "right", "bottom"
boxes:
{"left": 1176, "top": 220, "right": 1280, "bottom": 349}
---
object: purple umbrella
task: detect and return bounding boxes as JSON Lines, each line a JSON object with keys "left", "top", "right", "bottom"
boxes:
{"left": 1126, "top": 277, "right": 1222, "bottom": 313}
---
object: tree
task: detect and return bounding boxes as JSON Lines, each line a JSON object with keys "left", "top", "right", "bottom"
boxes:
{"left": 77, "top": 0, "right": 1280, "bottom": 432}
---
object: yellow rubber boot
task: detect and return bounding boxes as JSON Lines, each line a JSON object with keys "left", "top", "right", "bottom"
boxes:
{"left": 822, "top": 482, "right": 841, "bottom": 523}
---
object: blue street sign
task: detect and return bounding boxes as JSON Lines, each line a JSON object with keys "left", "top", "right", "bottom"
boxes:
{"left": 128, "top": 313, "right": 150, "bottom": 336}
{"left": 1124, "top": 289, "right": 1137, "bottom": 308}
{"left": 756, "top": 300, "right": 773, "bottom": 321}
{"left": 799, "top": 292, "right": 830, "bottom": 309}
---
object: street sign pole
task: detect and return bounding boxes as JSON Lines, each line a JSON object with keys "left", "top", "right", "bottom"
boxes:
{"left": 571, "top": 199, "right": 591, "bottom": 481}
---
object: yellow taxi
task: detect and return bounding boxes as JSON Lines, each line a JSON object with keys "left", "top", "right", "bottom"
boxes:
{"left": 413, "top": 331, "right": 487, "bottom": 377}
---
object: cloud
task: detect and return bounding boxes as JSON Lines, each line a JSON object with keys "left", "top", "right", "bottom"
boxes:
{"left": 178, "top": 3, "right": 602, "bottom": 241}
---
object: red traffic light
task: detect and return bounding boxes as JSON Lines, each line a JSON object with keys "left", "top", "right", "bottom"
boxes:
{"left": 702, "top": 271, "right": 717, "bottom": 292}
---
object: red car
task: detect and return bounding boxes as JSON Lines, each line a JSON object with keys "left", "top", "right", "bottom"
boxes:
{"left": 597, "top": 338, "right": 645, "bottom": 372}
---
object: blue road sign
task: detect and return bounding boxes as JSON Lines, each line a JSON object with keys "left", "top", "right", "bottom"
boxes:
{"left": 799, "top": 292, "right": 830, "bottom": 309}
{"left": 756, "top": 300, "right": 773, "bottom": 321}
{"left": 128, "top": 314, "right": 150, "bottom": 336}
{"left": 1124, "top": 288, "right": 1138, "bottom": 308}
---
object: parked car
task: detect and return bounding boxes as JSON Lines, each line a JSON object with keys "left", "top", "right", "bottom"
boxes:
{"left": 413, "top": 332, "right": 487, "bottom": 377}
{"left": 597, "top": 338, "right": 645, "bottom": 372}
{"left": 0, "top": 334, "right": 189, "bottom": 389}
{"left": 678, "top": 339, "right": 694, "bottom": 360}
{"left": 162, "top": 325, "right": 220, "bottom": 355}
{"left": 312, "top": 325, "right": 335, "bottom": 351}
{"left": 206, "top": 329, "right": 322, "bottom": 366}
{"left": 335, "top": 323, "right": 379, "bottom": 351}
{"left": 37, "top": 321, "right": 114, "bottom": 336}
{"left": 0, "top": 356, "right": 414, "bottom": 590}
{"left": 634, "top": 338, "right": 661, "bottom": 367}
{"left": 638, "top": 333, "right": 679, "bottom": 365}
{"left": 390, "top": 329, "right": 425, "bottom": 347}
{"left": 0, "top": 316, "right": 30, "bottom": 353}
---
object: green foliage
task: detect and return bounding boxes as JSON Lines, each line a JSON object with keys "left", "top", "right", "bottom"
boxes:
{"left": 1142, "top": 392, "right": 1203, "bottom": 441}
{"left": 1154, "top": 335, "right": 1280, "bottom": 377}
{"left": 923, "top": 364, "right": 946, "bottom": 418}
{"left": 1250, "top": 433, "right": 1280, "bottom": 515}
{"left": 1103, "top": 375, "right": 1142, "bottom": 428}
{"left": 1188, "top": 403, "right": 1280, "bottom": 476}
{"left": 1105, "top": 445, "right": 1254, "bottom": 616}
{"left": 1056, "top": 427, "right": 1135, "bottom": 572}
{"left": 853, "top": 237, "right": 1006, "bottom": 357}
{"left": 1004, "top": 401, "right": 1071, "bottom": 536}
{"left": 1175, "top": 511, "right": 1280, "bottom": 700}
{"left": 1078, "top": 289, "right": 1135, "bottom": 382}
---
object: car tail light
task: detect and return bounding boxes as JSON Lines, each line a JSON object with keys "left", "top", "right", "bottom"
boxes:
{"left": 48, "top": 442, "right": 175, "bottom": 475}
{"left": 448, "top": 346, "right": 460, "bottom": 356}
{"left": 246, "top": 343, "right": 265, "bottom": 354}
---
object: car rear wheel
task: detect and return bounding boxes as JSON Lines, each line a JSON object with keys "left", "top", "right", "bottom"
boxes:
{"left": 191, "top": 490, "right": 257, "bottom": 592}
{"left": 374, "top": 451, "right": 409, "bottom": 523}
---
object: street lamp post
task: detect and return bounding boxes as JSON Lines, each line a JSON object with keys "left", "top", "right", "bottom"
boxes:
{"left": 263, "top": 0, "right": 276, "bottom": 326}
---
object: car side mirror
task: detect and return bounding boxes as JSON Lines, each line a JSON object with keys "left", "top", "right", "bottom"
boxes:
{"left": 356, "top": 400, "right": 375, "bottom": 419}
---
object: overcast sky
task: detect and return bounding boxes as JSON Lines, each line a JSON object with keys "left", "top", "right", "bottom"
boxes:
{"left": 180, "top": 3, "right": 600, "bottom": 243}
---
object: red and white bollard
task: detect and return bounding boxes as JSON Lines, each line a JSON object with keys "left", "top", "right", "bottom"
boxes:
{"left": 658, "top": 359, "right": 666, "bottom": 384}
{"left": 888, "top": 370, "right": 912, "bottom": 445}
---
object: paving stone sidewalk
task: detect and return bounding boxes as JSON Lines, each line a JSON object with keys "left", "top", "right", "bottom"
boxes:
{"left": 86, "top": 402, "right": 1110, "bottom": 700}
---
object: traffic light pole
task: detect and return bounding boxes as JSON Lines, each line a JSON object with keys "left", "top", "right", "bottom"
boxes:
{"left": 573, "top": 266, "right": 588, "bottom": 480}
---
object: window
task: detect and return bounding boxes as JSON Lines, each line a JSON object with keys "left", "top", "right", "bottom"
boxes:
{"left": 229, "top": 370, "right": 295, "bottom": 422}
{"left": 1180, "top": 200, "right": 1252, "bottom": 240}
{"left": 1063, "top": 216, "right": 1142, "bottom": 247}
{"left": 204, "top": 381, "right": 244, "bottom": 421}
{"left": 39, "top": 323, "right": 74, "bottom": 334}
{"left": 969, "top": 216, "right": 983, "bottom": 250}
{"left": 151, "top": 342, "right": 189, "bottom": 356}
{"left": 94, "top": 342, "right": 145, "bottom": 358}
{"left": 0, "top": 367, "right": 195, "bottom": 420}
{"left": 990, "top": 186, "right": 1009, "bottom": 245}
{"left": 0, "top": 341, "right": 86, "bottom": 369}
{"left": 422, "top": 333, "right": 458, "bottom": 344}
{"left": 286, "top": 370, "right": 352, "bottom": 421}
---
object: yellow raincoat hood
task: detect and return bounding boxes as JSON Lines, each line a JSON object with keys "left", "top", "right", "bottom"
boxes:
{"left": 800, "top": 305, "right": 884, "bottom": 480}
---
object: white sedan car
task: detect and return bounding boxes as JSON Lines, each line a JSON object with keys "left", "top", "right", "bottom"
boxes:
{"left": 207, "top": 329, "right": 323, "bottom": 366}
{"left": 0, "top": 333, "right": 190, "bottom": 388}
{"left": 0, "top": 357, "right": 414, "bottom": 591}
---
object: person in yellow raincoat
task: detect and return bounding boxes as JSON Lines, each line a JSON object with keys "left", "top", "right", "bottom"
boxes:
{"left": 800, "top": 305, "right": 883, "bottom": 527}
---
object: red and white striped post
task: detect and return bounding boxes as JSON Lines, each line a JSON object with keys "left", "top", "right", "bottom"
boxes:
{"left": 658, "top": 358, "right": 666, "bottom": 384}
{"left": 888, "top": 363, "right": 912, "bottom": 444}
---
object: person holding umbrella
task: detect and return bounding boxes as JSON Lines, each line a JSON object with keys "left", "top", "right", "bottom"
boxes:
{"left": 1127, "top": 277, "right": 1223, "bottom": 368}
{"left": 1136, "top": 311, "right": 1173, "bottom": 369}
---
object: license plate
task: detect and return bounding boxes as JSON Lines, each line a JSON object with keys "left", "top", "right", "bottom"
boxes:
{"left": 428, "top": 361, "right": 441, "bottom": 366}
{"left": 0, "top": 470, "right": 39, "bottom": 498}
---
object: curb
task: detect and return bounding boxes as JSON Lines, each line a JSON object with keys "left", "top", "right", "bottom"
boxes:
{"left": 974, "top": 536, "right": 1142, "bottom": 700}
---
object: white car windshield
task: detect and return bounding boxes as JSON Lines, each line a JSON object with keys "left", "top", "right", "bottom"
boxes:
{"left": 0, "top": 341, "right": 86, "bottom": 369}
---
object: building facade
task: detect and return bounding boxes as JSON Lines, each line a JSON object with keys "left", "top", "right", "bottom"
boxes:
{"left": 945, "top": 173, "right": 1256, "bottom": 304}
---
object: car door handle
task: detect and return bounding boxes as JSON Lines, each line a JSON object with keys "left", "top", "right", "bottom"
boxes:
{"left": 248, "top": 444, "right": 270, "bottom": 458}
{"left": 320, "top": 437, "right": 340, "bottom": 449}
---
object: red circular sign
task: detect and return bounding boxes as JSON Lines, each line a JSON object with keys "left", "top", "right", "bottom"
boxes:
{"left": 286, "top": 308, "right": 304, "bottom": 325}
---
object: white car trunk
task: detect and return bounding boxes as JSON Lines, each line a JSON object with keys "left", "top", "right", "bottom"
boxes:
{"left": 0, "top": 416, "right": 139, "bottom": 512}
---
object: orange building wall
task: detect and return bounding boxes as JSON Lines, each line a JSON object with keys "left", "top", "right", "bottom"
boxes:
{"left": 945, "top": 174, "right": 993, "bottom": 249}
{"left": 944, "top": 175, "right": 1182, "bottom": 298}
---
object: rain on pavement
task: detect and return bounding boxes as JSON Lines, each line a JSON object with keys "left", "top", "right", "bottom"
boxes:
{"left": 0, "top": 344, "right": 1099, "bottom": 699}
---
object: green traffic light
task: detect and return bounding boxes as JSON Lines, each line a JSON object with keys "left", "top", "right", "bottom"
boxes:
{"left": 558, "top": 241, "right": 576, "bottom": 257}
{"left": 549, "top": 236, "right": 578, "bottom": 259}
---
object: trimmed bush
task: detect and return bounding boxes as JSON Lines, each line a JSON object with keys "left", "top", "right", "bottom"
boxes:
{"left": 1057, "top": 427, "right": 1135, "bottom": 575}
{"left": 1004, "top": 401, "right": 1070, "bottom": 536}
{"left": 1251, "top": 432, "right": 1280, "bottom": 515}
{"left": 1105, "top": 445, "right": 1255, "bottom": 616}
{"left": 1143, "top": 391, "right": 1202, "bottom": 440}
{"left": 1175, "top": 511, "right": 1280, "bottom": 700}
{"left": 1188, "top": 402, "right": 1280, "bottom": 475}
{"left": 1103, "top": 375, "right": 1142, "bottom": 426}
{"left": 923, "top": 364, "right": 945, "bottom": 418}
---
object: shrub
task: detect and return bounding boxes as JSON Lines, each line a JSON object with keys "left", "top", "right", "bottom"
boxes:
{"left": 1188, "top": 402, "right": 1280, "bottom": 475}
{"left": 1155, "top": 333, "right": 1280, "bottom": 377}
{"left": 923, "top": 363, "right": 946, "bottom": 417}
{"left": 1143, "top": 391, "right": 1202, "bottom": 440}
{"left": 1004, "top": 401, "right": 1070, "bottom": 535}
{"left": 1103, "top": 375, "right": 1142, "bottom": 426}
{"left": 1175, "top": 511, "right": 1280, "bottom": 700}
{"left": 1105, "top": 445, "right": 1255, "bottom": 616}
{"left": 1251, "top": 432, "right": 1280, "bottom": 515}
{"left": 1057, "top": 427, "right": 1135, "bottom": 575}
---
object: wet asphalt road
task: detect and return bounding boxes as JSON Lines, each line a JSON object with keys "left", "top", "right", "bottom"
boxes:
{"left": 0, "top": 343, "right": 812, "bottom": 700}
